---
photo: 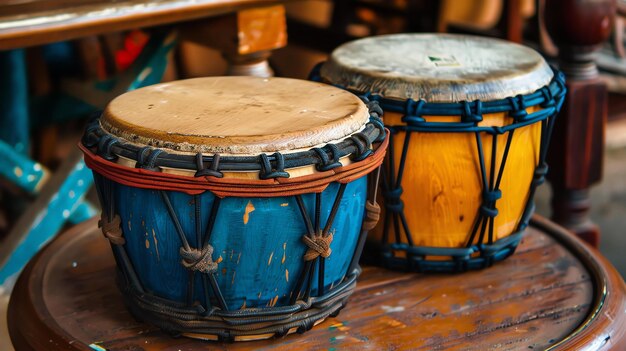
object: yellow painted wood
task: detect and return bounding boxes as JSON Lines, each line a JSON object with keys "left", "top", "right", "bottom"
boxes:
{"left": 371, "top": 106, "right": 542, "bottom": 248}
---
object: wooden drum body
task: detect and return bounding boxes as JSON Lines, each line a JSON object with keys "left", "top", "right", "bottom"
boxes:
{"left": 316, "top": 34, "right": 566, "bottom": 272}
{"left": 80, "top": 77, "right": 387, "bottom": 340}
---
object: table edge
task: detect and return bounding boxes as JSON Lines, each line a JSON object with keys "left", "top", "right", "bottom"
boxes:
{"left": 0, "top": 0, "right": 284, "bottom": 50}
{"left": 531, "top": 216, "right": 626, "bottom": 351}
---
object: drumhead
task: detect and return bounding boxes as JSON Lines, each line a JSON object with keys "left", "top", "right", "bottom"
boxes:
{"left": 101, "top": 77, "right": 370, "bottom": 155}
{"left": 321, "top": 34, "right": 554, "bottom": 102}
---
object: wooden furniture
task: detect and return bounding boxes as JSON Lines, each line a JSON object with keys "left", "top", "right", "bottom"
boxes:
{"left": 181, "top": 5, "right": 287, "bottom": 77}
{"left": 286, "top": 0, "right": 533, "bottom": 54}
{"left": 0, "top": 0, "right": 288, "bottom": 288}
{"left": 9, "top": 215, "right": 626, "bottom": 350}
{"left": 544, "top": 0, "right": 617, "bottom": 247}
{"left": 0, "top": 0, "right": 287, "bottom": 76}
{"left": 0, "top": 31, "right": 177, "bottom": 287}
{"left": 0, "top": 0, "right": 283, "bottom": 50}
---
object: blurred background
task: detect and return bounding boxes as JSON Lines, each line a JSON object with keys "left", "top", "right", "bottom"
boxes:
{"left": 0, "top": 0, "right": 625, "bottom": 348}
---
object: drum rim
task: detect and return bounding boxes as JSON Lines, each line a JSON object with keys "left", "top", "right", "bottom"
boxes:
{"left": 100, "top": 77, "right": 372, "bottom": 155}
{"left": 312, "top": 65, "right": 566, "bottom": 134}
{"left": 320, "top": 33, "right": 554, "bottom": 102}
{"left": 81, "top": 101, "right": 385, "bottom": 179}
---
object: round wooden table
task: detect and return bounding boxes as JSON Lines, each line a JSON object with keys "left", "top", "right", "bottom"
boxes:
{"left": 8, "top": 216, "right": 626, "bottom": 350}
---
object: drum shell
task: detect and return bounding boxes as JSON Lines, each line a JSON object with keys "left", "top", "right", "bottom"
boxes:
{"left": 97, "top": 175, "right": 367, "bottom": 311}
{"left": 370, "top": 107, "right": 543, "bottom": 251}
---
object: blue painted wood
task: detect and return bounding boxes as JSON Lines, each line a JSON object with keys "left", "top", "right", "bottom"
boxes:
{"left": 0, "top": 49, "right": 29, "bottom": 154}
{"left": 127, "top": 31, "right": 177, "bottom": 91}
{"left": 0, "top": 139, "right": 48, "bottom": 194}
{"left": 0, "top": 32, "right": 176, "bottom": 289}
{"left": 0, "top": 157, "right": 93, "bottom": 285}
{"left": 114, "top": 178, "right": 367, "bottom": 311}
{"left": 68, "top": 201, "right": 98, "bottom": 224}
{"left": 29, "top": 31, "right": 177, "bottom": 126}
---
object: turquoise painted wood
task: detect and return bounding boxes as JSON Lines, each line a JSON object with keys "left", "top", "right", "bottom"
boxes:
{"left": 0, "top": 49, "right": 28, "bottom": 154}
{"left": 0, "top": 32, "right": 177, "bottom": 289}
{"left": 114, "top": 178, "right": 367, "bottom": 311}
{"left": 0, "top": 139, "right": 48, "bottom": 194}
{"left": 29, "top": 31, "right": 177, "bottom": 127}
{"left": 0, "top": 158, "right": 93, "bottom": 285}
{"left": 126, "top": 31, "right": 176, "bottom": 91}
{"left": 68, "top": 201, "right": 98, "bottom": 224}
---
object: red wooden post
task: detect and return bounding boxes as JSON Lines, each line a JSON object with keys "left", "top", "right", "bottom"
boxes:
{"left": 544, "top": 0, "right": 616, "bottom": 247}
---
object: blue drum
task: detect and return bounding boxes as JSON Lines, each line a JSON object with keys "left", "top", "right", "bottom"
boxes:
{"left": 81, "top": 77, "right": 386, "bottom": 341}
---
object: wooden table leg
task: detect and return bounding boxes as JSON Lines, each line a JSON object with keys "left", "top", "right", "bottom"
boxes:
{"left": 225, "top": 51, "right": 274, "bottom": 77}
{"left": 544, "top": 0, "right": 616, "bottom": 247}
{"left": 182, "top": 5, "right": 287, "bottom": 77}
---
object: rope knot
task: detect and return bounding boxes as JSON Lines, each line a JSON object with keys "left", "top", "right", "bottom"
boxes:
{"left": 508, "top": 95, "right": 528, "bottom": 120}
{"left": 180, "top": 245, "right": 218, "bottom": 274}
{"left": 135, "top": 147, "right": 164, "bottom": 171}
{"left": 195, "top": 153, "right": 223, "bottom": 178}
{"left": 383, "top": 187, "right": 404, "bottom": 213}
{"left": 302, "top": 232, "right": 333, "bottom": 261}
{"left": 532, "top": 162, "right": 549, "bottom": 186}
{"left": 98, "top": 214, "right": 125, "bottom": 245}
{"left": 97, "top": 135, "right": 119, "bottom": 161}
{"left": 313, "top": 145, "right": 342, "bottom": 172}
{"left": 369, "top": 116, "right": 386, "bottom": 142}
{"left": 259, "top": 152, "right": 289, "bottom": 179}
{"left": 362, "top": 200, "right": 381, "bottom": 231}
{"left": 480, "top": 205, "right": 499, "bottom": 218}
{"left": 349, "top": 132, "right": 373, "bottom": 161}
{"left": 482, "top": 189, "right": 502, "bottom": 202}
{"left": 403, "top": 99, "right": 426, "bottom": 124}
{"left": 365, "top": 99, "right": 383, "bottom": 118}
{"left": 539, "top": 87, "right": 555, "bottom": 108}
{"left": 461, "top": 101, "right": 483, "bottom": 123}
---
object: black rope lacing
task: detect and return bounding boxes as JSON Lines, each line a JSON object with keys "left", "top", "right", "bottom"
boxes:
{"left": 83, "top": 105, "right": 385, "bottom": 177}
{"left": 195, "top": 152, "right": 223, "bottom": 178}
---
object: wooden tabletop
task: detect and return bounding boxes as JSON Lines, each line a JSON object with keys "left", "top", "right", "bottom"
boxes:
{"left": 0, "top": 0, "right": 284, "bottom": 50}
{"left": 8, "top": 216, "right": 626, "bottom": 350}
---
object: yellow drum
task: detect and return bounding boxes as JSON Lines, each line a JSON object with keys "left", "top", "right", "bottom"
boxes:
{"left": 315, "top": 34, "right": 566, "bottom": 272}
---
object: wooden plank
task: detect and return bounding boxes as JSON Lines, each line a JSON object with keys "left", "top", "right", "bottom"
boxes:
{"left": 0, "top": 149, "right": 93, "bottom": 287}
{"left": 0, "top": 0, "right": 285, "bottom": 50}
{"left": 0, "top": 139, "right": 49, "bottom": 194}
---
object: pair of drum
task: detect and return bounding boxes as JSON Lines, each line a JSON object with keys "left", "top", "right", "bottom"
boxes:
{"left": 80, "top": 34, "right": 565, "bottom": 341}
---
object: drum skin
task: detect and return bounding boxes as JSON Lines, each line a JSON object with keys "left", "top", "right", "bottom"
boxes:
{"left": 370, "top": 108, "right": 542, "bottom": 249}
{"left": 115, "top": 179, "right": 366, "bottom": 310}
